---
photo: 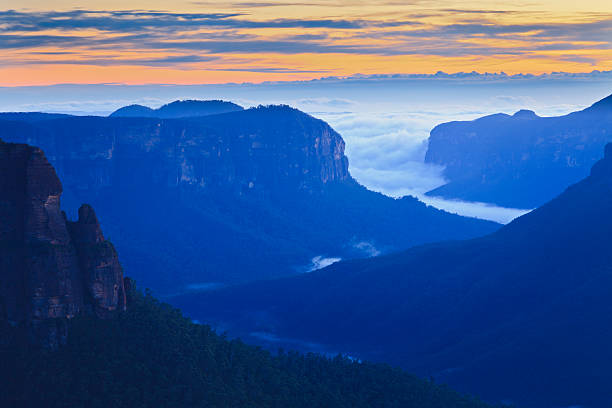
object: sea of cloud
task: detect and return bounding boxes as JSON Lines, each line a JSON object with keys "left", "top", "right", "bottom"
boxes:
{"left": 3, "top": 73, "right": 612, "bottom": 223}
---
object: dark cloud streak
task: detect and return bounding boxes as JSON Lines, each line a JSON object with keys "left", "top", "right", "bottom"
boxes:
{"left": 0, "top": 9, "right": 403, "bottom": 32}
{"left": 1, "top": 8, "right": 611, "bottom": 67}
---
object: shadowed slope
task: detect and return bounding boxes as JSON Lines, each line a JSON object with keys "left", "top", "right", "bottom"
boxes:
{"left": 177, "top": 144, "right": 612, "bottom": 407}
{"left": 0, "top": 106, "right": 498, "bottom": 295}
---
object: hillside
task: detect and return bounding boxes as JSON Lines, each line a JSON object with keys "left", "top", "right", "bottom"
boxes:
{"left": 0, "top": 104, "right": 498, "bottom": 295}
{"left": 425, "top": 93, "right": 612, "bottom": 208}
{"left": 0, "top": 139, "right": 496, "bottom": 408}
{"left": 176, "top": 144, "right": 612, "bottom": 407}
{"left": 0, "top": 287, "right": 496, "bottom": 408}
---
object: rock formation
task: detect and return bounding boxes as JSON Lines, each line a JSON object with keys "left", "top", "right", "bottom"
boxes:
{"left": 67, "top": 204, "right": 127, "bottom": 319}
{"left": 0, "top": 104, "right": 497, "bottom": 294}
{"left": 0, "top": 139, "right": 126, "bottom": 349}
{"left": 425, "top": 93, "right": 612, "bottom": 208}
{"left": 187, "top": 144, "right": 612, "bottom": 408}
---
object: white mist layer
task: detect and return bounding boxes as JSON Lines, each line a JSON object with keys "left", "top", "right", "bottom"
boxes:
{"left": 307, "top": 256, "right": 342, "bottom": 272}
{"left": 418, "top": 196, "right": 531, "bottom": 225}
{"left": 5, "top": 75, "right": 610, "bottom": 222}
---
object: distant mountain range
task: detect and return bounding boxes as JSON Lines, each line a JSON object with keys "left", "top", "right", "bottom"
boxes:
{"left": 109, "top": 99, "right": 244, "bottom": 118}
{"left": 425, "top": 93, "right": 612, "bottom": 208}
{"left": 0, "top": 102, "right": 497, "bottom": 295}
{"left": 320, "top": 69, "right": 612, "bottom": 81}
{"left": 175, "top": 143, "right": 612, "bottom": 408}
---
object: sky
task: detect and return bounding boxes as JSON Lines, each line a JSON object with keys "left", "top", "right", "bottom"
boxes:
{"left": 2, "top": 0, "right": 612, "bottom": 85}
{"left": 2, "top": 1, "right": 612, "bottom": 222}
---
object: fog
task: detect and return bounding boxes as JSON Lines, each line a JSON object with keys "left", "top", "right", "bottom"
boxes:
{"left": 306, "top": 256, "right": 342, "bottom": 272}
{"left": 4, "top": 72, "right": 612, "bottom": 223}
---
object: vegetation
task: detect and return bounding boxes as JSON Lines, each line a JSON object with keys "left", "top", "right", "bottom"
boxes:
{"left": 174, "top": 144, "right": 612, "bottom": 408}
{"left": 0, "top": 108, "right": 498, "bottom": 295}
{"left": 0, "top": 285, "right": 494, "bottom": 408}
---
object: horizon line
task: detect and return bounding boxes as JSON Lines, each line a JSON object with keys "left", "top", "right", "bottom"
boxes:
{"left": 2, "top": 69, "right": 612, "bottom": 88}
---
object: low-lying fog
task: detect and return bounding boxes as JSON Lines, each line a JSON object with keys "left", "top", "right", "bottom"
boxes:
{"left": 5, "top": 72, "right": 612, "bottom": 223}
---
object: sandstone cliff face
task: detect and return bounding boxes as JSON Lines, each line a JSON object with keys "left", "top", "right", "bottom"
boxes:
{"left": 424, "top": 94, "right": 612, "bottom": 208}
{"left": 3, "top": 105, "right": 350, "bottom": 199}
{"left": 0, "top": 139, "right": 126, "bottom": 349}
{"left": 0, "top": 105, "right": 497, "bottom": 295}
{"left": 67, "top": 205, "right": 127, "bottom": 319}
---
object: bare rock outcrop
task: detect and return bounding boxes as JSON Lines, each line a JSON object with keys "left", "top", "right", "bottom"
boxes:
{"left": 67, "top": 204, "right": 127, "bottom": 319}
{"left": 0, "top": 139, "right": 126, "bottom": 349}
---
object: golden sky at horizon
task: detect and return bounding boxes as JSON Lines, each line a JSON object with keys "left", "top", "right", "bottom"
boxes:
{"left": 2, "top": 0, "right": 612, "bottom": 85}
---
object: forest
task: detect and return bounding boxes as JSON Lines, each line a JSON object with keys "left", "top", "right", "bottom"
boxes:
{"left": 0, "top": 282, "right": 498, "bottom": 408}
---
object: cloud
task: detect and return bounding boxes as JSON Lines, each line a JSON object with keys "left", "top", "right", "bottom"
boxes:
{"left": 0, "top": 34, "right": 88, "bottom": 49}
{"left": 145, "top": 39, "right": 375, "bottom": 54}
{"left": 305, "top": 256, "right": 342, "bottom": 272}
{"left": 1, "top": 8, "right": 611, "bottom": 69}
{"left": 325, "top": 112, "right": 449, "bottom": 197}
{"left": 208, "top": 67, "right": 331, "bottom": 73}
{"left": 559, "top": 56, "right": 598, "bottom": 65}
{"left": 295, "top": 97, "right": 356, "bottom": 108}
{"left": 1, "top": 74, "right": 609, "bottom": 222}
{"left": 438, "top": 9, "right": 518, "bottom": 15}
{"left": 7, "top": 54, "right": 221, "bottom": 67}
{"left": 351, "top": 242, "right": 381, "bottom": 257}
{"left": 0, "top": 9, "right": 395, "bottom": 33}
{"left": 419, "top": 196, "right": 531, "bottom": 224}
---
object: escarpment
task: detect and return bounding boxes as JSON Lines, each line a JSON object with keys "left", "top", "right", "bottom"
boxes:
{"left": 4, "top": 105, "right": 350, "bottom": 196}
{"left": 0, "top": 105, "right": 497, "bottom": 294}
{"left": 0, "top": 139, "right": 126, "bottom": 349}
{"left": 424, "top": 93, "right": 612, "bottom": 208}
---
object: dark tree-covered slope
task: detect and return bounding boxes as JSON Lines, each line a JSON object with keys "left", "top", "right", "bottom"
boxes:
{"left": 0, "top": 289, "right": 497, "bottom": 408}
{"left": 0, "top": 105, "right": 498, "bottom": 295}
{"left": 0, "top": 286, "right": 498, "bottom": 408}
{"left": 176, "top": 144, "right": 612, "bottom": 408}
{"left": 425, "top": 93, "right": 612, "bottom": 208}
{"left": 0, "top": 142, "right": 495, "bottom": 408}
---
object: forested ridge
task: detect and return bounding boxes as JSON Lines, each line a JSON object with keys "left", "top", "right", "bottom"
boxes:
{"left": 0, "top": 284, "right": 497, "bottom": 408}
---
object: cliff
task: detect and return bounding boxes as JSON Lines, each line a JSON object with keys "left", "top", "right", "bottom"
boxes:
{"left": 0, "top": 105, "right": 497, "bottom": 295}
{"left": 0, "top": 139, "right": 126, "bottom": 349}
{"left": 11, "top": 105, "right": 349, "bottom": 196}
{"left": 425, "top": 93, "right": 612, "bottom": 208}
{"left": 184, "top": 144, "right": 612, "bottom": 407}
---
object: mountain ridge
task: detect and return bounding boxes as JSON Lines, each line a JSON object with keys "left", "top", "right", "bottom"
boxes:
{"left": 0, "top": 105, "right": 498, "bottom": 294}
{"left": 175, "top": 143, "right": 612, "bottom": 407}
{"left": 109, "top": 99, "right": 244, "bottom": 118}
{"left": 585, "top": 93, "right": 612, "bottom": 111}
{"left": 425, "top": 93, "right": 612, "bottom": 208}
{"left": 0, "top": 138, "right": 496, "bottom": 408}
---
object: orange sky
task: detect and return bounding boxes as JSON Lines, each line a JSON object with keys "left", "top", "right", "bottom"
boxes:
{"left": 2, "top": 0, "right": 612, "bottom": 85}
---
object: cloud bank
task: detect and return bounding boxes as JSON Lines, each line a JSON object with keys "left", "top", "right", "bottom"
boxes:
{"left": 2, "top": 4, "right": 612, "bottom": 84}
{"left": 2, "top": 73, "right": 611, "bottom": 222}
